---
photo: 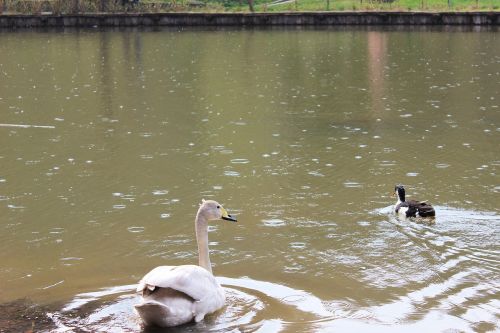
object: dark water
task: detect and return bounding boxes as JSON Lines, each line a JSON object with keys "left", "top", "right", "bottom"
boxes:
{"left": 0, "top": 26, "right": 499, "bottom": 332}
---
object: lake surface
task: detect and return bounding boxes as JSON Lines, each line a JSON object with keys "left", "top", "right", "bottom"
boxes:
{"left": 0, "top": 26, "right": 499, "bottom": 332}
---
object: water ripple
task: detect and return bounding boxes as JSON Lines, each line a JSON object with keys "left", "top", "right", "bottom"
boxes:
{"left": 52, "top": 277, "right": 342, "bottom": 332}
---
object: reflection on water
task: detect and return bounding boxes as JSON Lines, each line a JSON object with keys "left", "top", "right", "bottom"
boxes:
{"left": 0, "top": 26, "right": 499, "bottom": 332}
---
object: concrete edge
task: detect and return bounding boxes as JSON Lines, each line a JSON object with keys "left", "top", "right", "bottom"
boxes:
{"left": 0, "top": 11, "right": 498, "bottom": 28}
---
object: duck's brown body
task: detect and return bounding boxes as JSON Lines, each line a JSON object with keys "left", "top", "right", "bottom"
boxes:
{"left": 394, "top": 185, "right": 435, "bottom": 218}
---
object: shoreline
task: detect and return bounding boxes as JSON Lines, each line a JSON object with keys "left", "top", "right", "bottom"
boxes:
{"left": 0, "top": 299, "right": 57, "bottom": 333}
{"left": 0, "top": 11, "right": 498, "bottom": 28}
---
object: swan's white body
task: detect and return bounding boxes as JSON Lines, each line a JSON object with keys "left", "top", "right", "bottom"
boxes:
{"left": 135, "top": 265, "right": 225, "bottom": 327}
{"left": 135, "top": 200, "right": 236, "bottom": 327}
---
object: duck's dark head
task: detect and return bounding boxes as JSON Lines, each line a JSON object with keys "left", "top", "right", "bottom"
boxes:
{"left": 395, "top": 185, "right": 406, "bottom": 202}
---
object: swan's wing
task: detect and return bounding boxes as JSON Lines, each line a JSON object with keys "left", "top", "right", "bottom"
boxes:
{"left": 137, "top": 265, "right": 221, "bottom": 302}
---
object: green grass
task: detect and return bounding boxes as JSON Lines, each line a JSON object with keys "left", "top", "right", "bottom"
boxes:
{"left": 171, "top": 0, "right": 499, "bottom": 12}
{"left": 0, "top": 0, "right": 497, "bottom": 14}
{"left": 251, "top": 0, "right": 498, "bottom": 12}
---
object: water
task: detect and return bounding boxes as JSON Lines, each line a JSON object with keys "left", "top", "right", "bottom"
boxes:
{"left": 0, "top": 26, "right": 499, "bottom": 332}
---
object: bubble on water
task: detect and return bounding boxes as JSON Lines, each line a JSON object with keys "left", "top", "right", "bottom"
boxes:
{"left": 290, "top": 242, "right": 307, "bottom": 249}
{"left": 262, "top": 218, "right": 286, "bottom": 227}
{"left": 160, "top": 213, "right": 170, "bottom": 219}
{"left": 59, "top": 257, "right": 83, "bottom": 266}
{"left": 152, "top": 190, "right": 168, "bottom": 196}
{"left": 127, "top": 226, "right": 144, "bottom": 233}
{"left": 435, "top": 163, "right": 450, "bottom": 169}
{"left": 231, "top": 158, "right": 249, "bottom": 164}
{"left": 406, "top": 172, "right": 419, "bottom": 177}
{"left": 8, "top": 204, "right": 25, "bottom": 209}
{"left": 50, "top": 228, "right": 65, "bottom": 234}
{"left": 308, "top": 171, "right": 324, "bottom": 177}
{"left": 344, "top": 182, "right": 363, "bottom": 188}
{"left": 224, "top": 171, "right": 240, "bottom": 177}
{"left": 379, "top": 161, "right": 396, "bottom": 167}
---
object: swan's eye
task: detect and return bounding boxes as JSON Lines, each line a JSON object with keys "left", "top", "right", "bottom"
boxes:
{"left": 216, "top": 205, "right": 220, "bottom": 209}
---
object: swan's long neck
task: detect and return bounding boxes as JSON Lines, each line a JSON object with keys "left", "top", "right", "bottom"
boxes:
{"left": 195, "top": 212, "right": 212, "bottom": 274}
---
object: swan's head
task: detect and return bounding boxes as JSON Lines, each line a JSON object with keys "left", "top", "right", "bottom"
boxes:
{"left": 198, "top": 199, "right": 237, "bottom": 222}
{"left": 394, "top": 184, "right": 405, "bottom": 202}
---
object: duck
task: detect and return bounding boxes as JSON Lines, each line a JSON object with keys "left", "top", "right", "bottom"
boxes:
{"left": 394, "top": 185, "right": 435, "bottom": 218}
{"left": 134, "top": 199, "right": 237, "bottom": 327}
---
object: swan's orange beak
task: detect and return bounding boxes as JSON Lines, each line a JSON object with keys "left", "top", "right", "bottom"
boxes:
{"left": 221, "top": 207, "right": 237, "bottom": 222}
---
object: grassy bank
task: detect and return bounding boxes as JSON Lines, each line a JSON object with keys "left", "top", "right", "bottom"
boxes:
{"left": 0, "top": 0, "right": 497, "bottom": 14}
{"left": 251, "top": 0, "right": 498, "bottom": 12}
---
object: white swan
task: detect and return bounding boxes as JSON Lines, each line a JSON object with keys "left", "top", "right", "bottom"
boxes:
{"left": 134, "top": 199, "right": 237, "bottom": 327}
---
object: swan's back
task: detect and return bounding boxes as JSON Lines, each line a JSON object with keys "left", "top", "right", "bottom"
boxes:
{"left": 135, "top": 287, "right": 195, "bottom": 327}
{"left": 135, "top": 265, "right": 225, "bottom": 327}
